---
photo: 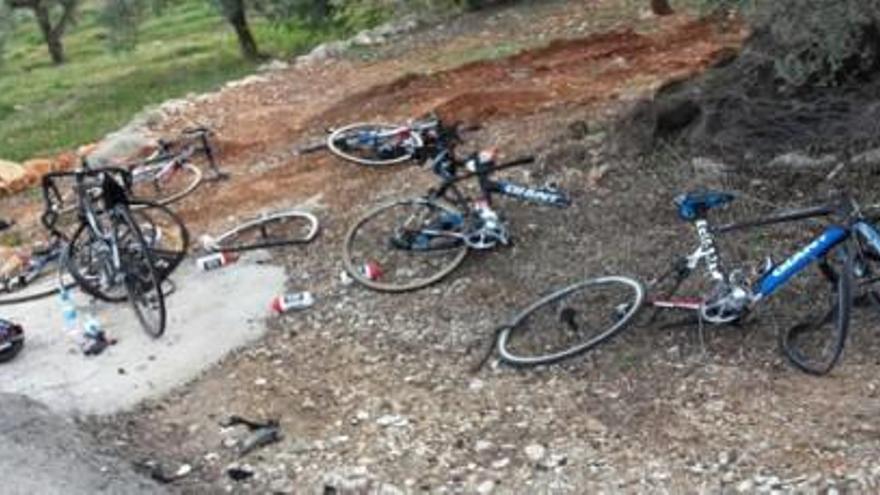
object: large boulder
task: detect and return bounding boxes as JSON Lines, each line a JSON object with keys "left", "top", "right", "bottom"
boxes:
{"left": 0, "top": 159, "right": 25, "bottom": 185}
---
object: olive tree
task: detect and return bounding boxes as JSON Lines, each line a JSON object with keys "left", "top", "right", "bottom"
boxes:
{"left": 4, "top": 0, "right": 78, "bottom": 64}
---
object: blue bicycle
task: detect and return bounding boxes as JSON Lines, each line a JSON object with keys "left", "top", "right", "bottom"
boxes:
{"left": 495, "top": 191, "right": 880, "bottom": 375}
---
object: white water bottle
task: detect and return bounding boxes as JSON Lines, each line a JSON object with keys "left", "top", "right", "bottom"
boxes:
{"left": 83, "top": 299, "right": 102, "bottom": 340}
{"left": 270, "top": 291, "right": 314, "bottom": 313}
{"left": 59, "top": 289, "right": 80, "bottom": 340}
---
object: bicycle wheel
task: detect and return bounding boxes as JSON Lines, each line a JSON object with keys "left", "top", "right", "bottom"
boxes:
{"left": 342, "top": 198, "right": 469, "bottom": 292}
{"left": 130, "top": 161, "right": 203, "bottom": 206}
{"left": 207, "top": 210, "right": 319, "bottom": 252}
{"left": 327, "top": 123, "right": 423, "bottom": 166}
{"left": 67, "top": 224, "right": 128, "bottom": 302}
{"left": 117, "top": 207, "right": 166, "bottom": 338}
{"left": 0, "top": 268, "right": 76, "bottom": 305}
{"left": 67, "top": 203, "right": 188, "bottom": 302}
{"left": 777, "top": 241, "right": 852, "bottom": 375}
{"left": 852, "top": 226, "right": 880, "bottom": 310}
{"left": 496, "top": 276, "right": 645, "bottom": 366}
{"left": 130, "top": 201, "right": 190, "bottom": 279}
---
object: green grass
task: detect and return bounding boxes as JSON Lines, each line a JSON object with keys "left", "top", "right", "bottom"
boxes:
{"left": 0, "top": 0, "right": 384, "bottom": 161}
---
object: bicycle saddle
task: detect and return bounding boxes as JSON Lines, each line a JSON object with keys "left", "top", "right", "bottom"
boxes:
{"left": 675, "top": 191, "right": 735, "bottom": 221}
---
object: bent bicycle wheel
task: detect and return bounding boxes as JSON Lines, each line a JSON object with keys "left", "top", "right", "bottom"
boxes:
{"left": 777, "top": 242, "right": 852, "bottom": 375}
{"left": 207, "top": 210, "right": 319, "bottom": 252}
{"left": 130, "top": 161, "right": 203, "bottom": 206}
{"left": 343, "top": 198, "right": 469, "bottom": 292}
{"left": 496, "top": 276, "right": 645, "bottom": 367}
{"left": 327, "top": 123, "right": 423, "bottom": 166}
{"left": 118, "top": 207, "right": 167, "bottom": 338}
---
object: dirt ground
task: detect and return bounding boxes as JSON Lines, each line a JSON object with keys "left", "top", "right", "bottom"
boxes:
{"left": 8, "top": 0, "right": 880, "bottom": 493}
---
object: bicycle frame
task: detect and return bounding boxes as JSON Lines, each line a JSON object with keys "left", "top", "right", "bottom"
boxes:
{"left": 649, "top": 202, "right": 854, "bottom": 314}
{"left": 432, "top": 155, "right": 571, "bottom": 209}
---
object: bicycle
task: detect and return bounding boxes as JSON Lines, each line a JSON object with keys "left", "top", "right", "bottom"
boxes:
{"left": 199, "top": 209, "right": 319, "bottom": 253}
{"left": 42, "top": 167, "right": 167, "bottom": 338}
{"left": 342, "top": 149, "right": 571, "bottom": 292}
{"left": 65, "top": 201, "right": 190, "bottom": 303}
{"left": 52, "top": 128, "right": 224, "bottom": 214}
{"left": 492, "top": 191, "right": 877, "bottom": 375}
{"left": 297, "top": 115, "right": 472, "bottom": 167}
{"left": 0, "top": 237, "right": 77, "bottom": 305}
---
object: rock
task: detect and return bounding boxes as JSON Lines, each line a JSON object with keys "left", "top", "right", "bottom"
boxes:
{"left": 851, "top": 147, "right": 880, "bottom": 168}
{"left": 376, "top": 414, "right": 409, "bottom": 428}
{"left": 225, "top": 75, "right": 269, "bottom": 89}
{"left": 258, "top": 60, "right": 290, "bottom": 72}
{"left": 692, "top": 157, "right": 730, "bottom": 178}
{"left": 491, "top": 458, "right": 510, "bottom": 469}
{"left": 736, "top": 479, "right": 755, "bottom": 492}
{"left": 322, "top": 466, "right": 371, "bottom": 492}
{"left": 352, "top": 30, "right": 383, "bottom": 46}
{"left": 524, "top": 444, "right": 546, "bottom": 463}
{"left": 476, "top": 480, "right": 495, "bottom": 494}
{"left": 0, "top": 159, "right": 26, "bottom": 185}
{"left": 475, "top": 440, "right": 494, "bottom": 452}
{"left": 87, "top": 130, "right": 156, "bottom": 167}
{"left": 767, "top": 152, "right": 837, "bottom": 170}
{"left": 269, "top": 476, "right": 295, "bottom": 493}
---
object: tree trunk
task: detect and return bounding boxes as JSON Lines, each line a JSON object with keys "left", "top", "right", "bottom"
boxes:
{"left": 651, "top": 0, "right": 674, "bottom": 16}
{"left": 33, "top": 2, "right": 65, "bottom": 64}
{"left": 223, "top": 0, "right": 261, "bottom": 60}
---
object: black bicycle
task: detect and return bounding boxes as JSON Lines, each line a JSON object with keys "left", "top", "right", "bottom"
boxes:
{"left": 42, "top": 168, "right": 168, "bottom": 337}
{"left": 342, "top": 149, "right": 571, "bottom": 292}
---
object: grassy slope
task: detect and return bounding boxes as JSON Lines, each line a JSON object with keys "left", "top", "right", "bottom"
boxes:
{"left": 0, "top": 0, "right": 376, "bottom": 162}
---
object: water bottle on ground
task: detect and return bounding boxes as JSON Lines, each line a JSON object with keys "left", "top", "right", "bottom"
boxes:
{"left": 59, "top": 288, "right": 81, "bottom": 343}
{"left": 197, "top": 251, "right": 239, "bottom": 271}
{"left": 270, "top": 291, "right": 314, "bottom": 313}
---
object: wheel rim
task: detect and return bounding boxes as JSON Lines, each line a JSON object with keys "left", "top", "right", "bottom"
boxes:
{"left": 214, "top": 211, "right": 319, "bottom": 252}
{"left": 497, "top": 276, "right": 645, "bottom": 366}
{"left": 327, "top": 123, "right": 423, "bottom": 166}
{"left": 130, "top": 162, "right": 203, "bottom": 206}
{"left": 343, "top": 199, "right": 469, "bottom": 292}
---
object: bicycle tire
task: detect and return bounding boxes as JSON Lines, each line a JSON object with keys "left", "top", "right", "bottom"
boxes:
{"left": 208, "top": 210, "right": 319, "bottom": 252}
{"left": 342, "top": 198, "right": 469, "bottom": 292}
{"left": 130, "top": 201, "right": 190, "bottom": 279}
{"left": 327, "top": 123, "right": 424, "bottom": 166}
{"left": 130, "top": 161, "right": 203, "bottom": 206}
{"left": 67, "top": 202, "right": 188, "bottom": 303}
{"left": 0, "top": 271, "right": 76, "bottom": 305}
{"left": 118, "top": 207, "right": 167, "bottom": 338}
{"left": 496, "top": 276, "right": 645, "bottom": 367}
{"left": 778, "top": 241, "right": 852, "bottom": 375}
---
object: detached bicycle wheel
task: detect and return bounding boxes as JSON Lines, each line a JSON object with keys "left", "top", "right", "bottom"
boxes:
{"left": 207, "top": 210, "right": 319, "bottom": 252}
{"left": 496, "top": 276, "right": 645, "bottom": 367}
{"left": 130, "top": 161, "right": 203, "bottom": 206}
{"left": 327, "top": 123, "right": 423, "bottom": 166}
{"left": 118, "top": 208, "right": 166, "bottom": 338}
{"left": 777, "top": 241, "right": 852, "bottom": 375}
{"left": 343, "top": 198, "right": 469, "bottom": 292}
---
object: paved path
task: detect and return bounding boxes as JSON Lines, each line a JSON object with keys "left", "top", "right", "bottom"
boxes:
{"left": 0, "top": 252, "right": 285, "bottom": 415}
